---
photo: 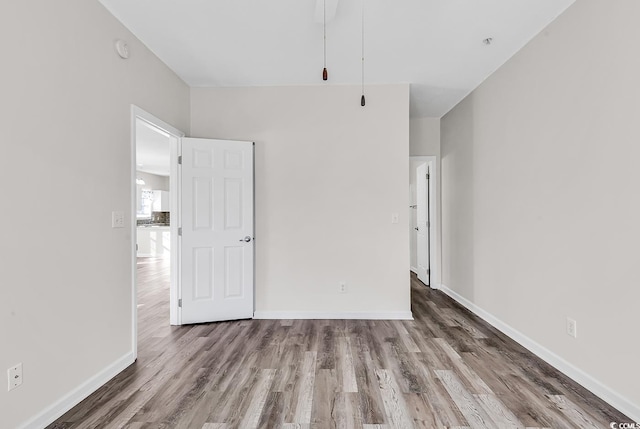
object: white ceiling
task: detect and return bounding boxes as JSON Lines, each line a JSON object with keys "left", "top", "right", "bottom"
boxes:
{"left": 136, "top": 119, "right": 170, "bottom": 176}
{"left": 100, "top": 0, "right": 574, "bottom": 118}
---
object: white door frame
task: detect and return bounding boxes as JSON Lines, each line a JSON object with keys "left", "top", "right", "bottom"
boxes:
{"left": 130, "top": 106, "right": 185, "bottom": 358}
{"left": 410, "top": 155, "right": 439, "bottom": 289}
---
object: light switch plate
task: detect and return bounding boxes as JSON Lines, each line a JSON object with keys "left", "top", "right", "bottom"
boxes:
{"left": 391, "top": 213, "right": 399, "bottom": 224}
{"left": 112, "top": 211, "right": 125, "bottom": 228}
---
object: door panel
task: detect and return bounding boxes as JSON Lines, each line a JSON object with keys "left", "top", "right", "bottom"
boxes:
{"left": 224, "top": 178, "right": 243, "bottom": 229}
{"left": 193, "top": 247, "right": 214, "bottom": 300}
{"left": 180, "top": 137, "right": 254, "bottom": 324}
{"left": 193, "top": 177, "right": 213, "bottom": 229}
{"left": 224, "top": 246, "right": 244, "bottom": 298}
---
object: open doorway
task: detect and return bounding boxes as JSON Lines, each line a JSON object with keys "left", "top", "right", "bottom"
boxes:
{"left": 130, "top": 106, "right": 184, "bottom": 358}
{"left": 135, "top": 119, "right": 171, "bottom": 332}
{"left": 410, "top": 156, "right": 438, "bottom": 288}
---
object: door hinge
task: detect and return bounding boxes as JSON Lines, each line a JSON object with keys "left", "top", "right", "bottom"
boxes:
{"left": 427, "top": 269, "right": 430, "bottom": 275}
{"left": 426, "top": 173, "right": 430, "bottom": 179}
{"left": 178, "top": 155, "right": 182, "bottom": 165}
{"left": 178, "top": 227, "right": 182, "bottom": 236}
{"left": 427, "top": 221, "right": 430, "bottom": 228}
{"left": 178, "top": 299, "right": 182, "bottom": 307}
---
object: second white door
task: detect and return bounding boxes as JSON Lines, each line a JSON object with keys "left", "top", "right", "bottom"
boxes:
{"left": 416, "top": 163, "right": 430, "bottom": 285}
{"left": 180, "top": 137, "right": 254, "bottom": 324}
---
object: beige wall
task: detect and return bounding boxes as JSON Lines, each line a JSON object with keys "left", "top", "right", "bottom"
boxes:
{"left": 191, "top": 84, "right": 411, "bottom": 317}
{"left": 0, "top": 1, "right": 189, "bottom": 427}
{"left": 441, "top": 0, "right": 640, "bottom": 416}
{"left": 410, "top": 117, "right": 440, "bottom": 157}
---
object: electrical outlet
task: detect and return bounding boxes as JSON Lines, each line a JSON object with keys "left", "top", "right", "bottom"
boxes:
{"left": 566, "top": 317, "right": 577, "bottom": 338}
{"left": 339, "top": 282, "right": 347, "bottom": 293}
{"left": 112, "top": 211, "right": 125, "bottom": 228}
{"left": 391, "top": 213, "right": 399, "bottom": 224}
{"left": 7, "top": 363, "right": 22, "bottom": 391}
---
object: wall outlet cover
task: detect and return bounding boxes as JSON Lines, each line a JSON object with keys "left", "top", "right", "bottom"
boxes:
{"left": 112, "top": 211, "right": 125, "bottom": 228}
{"left": 566, "top": 317, "right": 577, "bottom": 338}
{"left": 8, "top": 363, "right": 22, "bottom": 391}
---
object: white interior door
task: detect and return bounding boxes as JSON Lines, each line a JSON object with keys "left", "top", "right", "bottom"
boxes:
{"left": 416, "top": 163, "right": 430, "bottom": 285}
{"left": 180, "top": 137, "right": 254, "bottom": 324}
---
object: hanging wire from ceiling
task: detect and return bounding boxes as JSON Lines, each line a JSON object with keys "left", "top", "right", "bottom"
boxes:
{"left": 360, "top": 0, "right": 366, "bottom": 106}
{"left": 322, "top": 0, "right": 328, "bottom": 81}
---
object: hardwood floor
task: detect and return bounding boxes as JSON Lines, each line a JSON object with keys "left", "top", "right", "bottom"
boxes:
{"left": 49, "top": 259, "right": 629, "bottom": 428}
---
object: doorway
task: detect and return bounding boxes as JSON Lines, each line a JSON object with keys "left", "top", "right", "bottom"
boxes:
{"left": 409, "top": 156, "right": 438, "bottom": 288}
{"left": 130, "top": 108, "right": 256, "bottom": 358}
{"left": 130, "top": 106, "right": 184, "bottom": 358}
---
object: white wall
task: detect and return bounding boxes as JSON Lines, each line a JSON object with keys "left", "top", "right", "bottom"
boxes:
{"left": 441, "top": 0, "right": 640, "bottom": 418}
{"left": 409, "top": 117, "right": 441, "bottom": 286}
{"left": 191, "top": 84, "right": 411, "bottom": 317}
{"left": 0, "top": 1, "right": 189, "bottom": 427}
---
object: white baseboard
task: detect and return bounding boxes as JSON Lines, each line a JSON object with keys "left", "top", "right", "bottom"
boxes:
{"left": 253, "top": 311, "right": 413, "bottom": 320}
{"left": 438, "top": 284, "right": 640, "bottom": 423}
{"left": 18, "top": 352, "right": 135, "bottom": 429}
{"left": 410, "top": 266, "right": 417, "bottom": 274}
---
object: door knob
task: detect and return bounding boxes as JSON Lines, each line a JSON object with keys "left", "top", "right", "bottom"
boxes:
{"left": 240, "top": 236, "right": 252, "bottom": 242}
{"left": 414, "top": 227, "right": 419, "bottom": 231}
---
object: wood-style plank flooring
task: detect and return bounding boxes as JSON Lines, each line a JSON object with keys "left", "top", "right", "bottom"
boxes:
{"left": 49, "top": 258, "right": 629, "bottom": 428}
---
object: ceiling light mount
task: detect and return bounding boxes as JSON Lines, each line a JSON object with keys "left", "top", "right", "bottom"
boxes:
{"left": 360, "top": 0, "right": 365, "bottom": 107}
{"left": 322, "top": 0, "right": 328, "bottom": 81}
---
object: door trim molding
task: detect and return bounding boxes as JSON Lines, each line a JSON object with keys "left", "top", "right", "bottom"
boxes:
{"left": 130, "top": 106, "right": 185, "bottom": 357}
